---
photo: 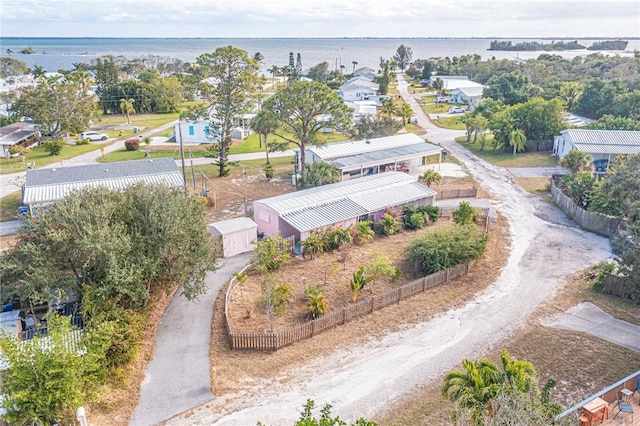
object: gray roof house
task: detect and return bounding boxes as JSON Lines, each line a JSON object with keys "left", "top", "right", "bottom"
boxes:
{"left": 253, "top": 172, "right": 437, "bottom": 241}
{"left": 553, "top": 129, "right": 640, "bottom": 167}
{"left": 23, "top": 158, "right": 184, "bottom": 214}
{"left": 0, "top": 122, "right": 41, "bottom": 158}
{"left": 300, "top": 133, "right": 444, "bottom": 180}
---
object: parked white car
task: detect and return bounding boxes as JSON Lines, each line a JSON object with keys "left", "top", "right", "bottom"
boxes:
{"left": 80, "top": 131, "right": 108, "bottom": 141}
{"left": 448, "top": 107, "right": 465, "bottom": 114}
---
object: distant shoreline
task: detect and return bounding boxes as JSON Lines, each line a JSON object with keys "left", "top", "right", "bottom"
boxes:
{"left": 2, "top": 36, "right": 640, "bottom": 40}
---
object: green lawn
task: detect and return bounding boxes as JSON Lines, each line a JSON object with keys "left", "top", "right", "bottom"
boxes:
{"left": 0, "top": 191, "right": 22, "bottom": 222}
{"left": 455, "top": 136, "right": 559, "bottom": 167}
{"left": 0, "top": 143, "right": 104, "bottom": 174}
{"left": 431, "top": 115, "right": 467, "bottom": 131}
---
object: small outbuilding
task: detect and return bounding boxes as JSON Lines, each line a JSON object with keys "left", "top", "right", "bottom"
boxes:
{"left": 207, "top": 217, "right": 258, "bottom": 258}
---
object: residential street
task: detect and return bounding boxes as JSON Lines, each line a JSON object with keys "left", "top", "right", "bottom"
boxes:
{"left": 165, "top": 75, "right": 612, "bottom": 425}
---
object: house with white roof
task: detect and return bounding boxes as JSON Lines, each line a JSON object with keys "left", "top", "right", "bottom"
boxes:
{"left": 553, "top": 129, "right": 640, "bottom": 170}
{"left": 449, "top": 85, "right": 484, "bottom": 107}
{"left": 253, "top": 172, "right": 437, "bottom": 241}
{"left": 344, "top": 100, "right": 377, "bottom": 121}
{"left": 300, "top": 133, "right": 444, "bottom": 180}
{"left": 353, "top": 67, "right": 377, "bottom": 80}
{"left": 22, "top": 158, "right": 184, "bottom": 215}
{"left": 339, "top": 77, "right": 379, "bottom": 101}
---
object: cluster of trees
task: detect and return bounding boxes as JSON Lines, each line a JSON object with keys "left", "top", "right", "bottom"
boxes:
{"left": 558, "top": 154, "right": 640, "bottom": 300}
{"left": 0, "top": 184, "right": 217, "bottom": 421}
{"left": 442, "top": 350, "right": 564, "bottom": 425}
{"left": 489, "top": 40, "right": 586, "bottom": 51}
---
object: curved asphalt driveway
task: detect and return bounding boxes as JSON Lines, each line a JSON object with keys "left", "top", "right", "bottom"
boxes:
{"left": 129, "top": 252, "right": 253, "bottom": 426}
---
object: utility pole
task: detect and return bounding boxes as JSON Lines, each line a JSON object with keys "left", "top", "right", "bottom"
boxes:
{"left": 177, "top": 119, "right": 187, "bottom": 189}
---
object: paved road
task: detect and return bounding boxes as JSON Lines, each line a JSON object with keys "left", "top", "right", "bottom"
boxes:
{"left": 129, "top": 252, "right": 253, "bottom": 426}
{"left": 507, "top": 165, "right": 570, "bottom": 178}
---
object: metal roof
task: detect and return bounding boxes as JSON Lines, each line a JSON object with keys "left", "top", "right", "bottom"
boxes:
{"left": 0, "top": 122, "right": 39, "bottom": 146}
{"left": 307, "top": 133, "right": 427, "bottom": 160}
{"left": 281, "top": 198, "right": 367, "bottom": 232}
{"left": 564, "top": 129, "right": 640, "bottom": 155}
{"left": 208, "top": 217, "right": 257, "bottom": 235}
{"left": 23, "top": 158, "right": 184, "bottom": 205}
{"left": 326, "top": 142, "right": 443, "bottom": 171}
{"left": 255, "top": 172, "right": 437, "bottom": 232}
{"left": 350, "top": 182, "right": 436, "bottom": 212}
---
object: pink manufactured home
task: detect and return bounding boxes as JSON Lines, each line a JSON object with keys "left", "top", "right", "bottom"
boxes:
{"left": 253, "top": 172, "right": 437, "bottom": 242}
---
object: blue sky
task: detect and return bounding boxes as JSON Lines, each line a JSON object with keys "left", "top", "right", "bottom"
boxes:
{"left": 1, "top": 0, "right": 639, "bottom": 38}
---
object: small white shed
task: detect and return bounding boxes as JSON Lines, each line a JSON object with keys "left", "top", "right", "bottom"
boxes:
{"left": 207, "top": 217, "right": 258, "bottom": 258}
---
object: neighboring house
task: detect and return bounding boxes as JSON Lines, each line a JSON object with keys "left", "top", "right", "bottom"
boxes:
{"left": 353, "top": 67, "right": 377, "bottom": 80}
{"left": 300, "top": 133, "right": 444, "bottom": 181}
{"left": 449, "top": 85, "right": 484, "bottom": 108}
{"left": 562, "top": 112, "right": 594, "bottom": 128}
{"left": 339, "top": 77, "right": 379, "bottom": 101}
{"left": 207, "top": 217, "right": 258, "bottom": 258}
{"left": 344, "top": 100, "right": 377, "bottom": 121}
{"left": 442, "top": 79, "right": 484, "bottom": 94}
{"left": 553, "top": 129, "right": 640, "bottom": 166}
{"left": 22, "top": 158, "right": 184, "bottom": 215}
{"left": 174, "top": 119, "right": 249, "bottom": 144}
{"left": 253, "top": 171, "right": 437, "bottom": 241}
{"left": 427, "top": 75, "right": 469, "bottom": 86}
{"left": 0, "top": 122, "right": 41, "bottom": 158}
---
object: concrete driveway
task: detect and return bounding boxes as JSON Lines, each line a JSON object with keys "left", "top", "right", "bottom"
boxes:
{"left": 542, "top": 302, "right": 640, "bottom": 353}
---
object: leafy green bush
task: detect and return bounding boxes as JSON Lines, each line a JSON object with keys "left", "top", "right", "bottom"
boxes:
{"left": 304, "top": 285, "right": 328, "bottom": 319}
{"left": 375, "top": 212, "right": 401, "bottom": 235}
{"left": 590, "top": 262, "right": 615, "bottom": 292}
{"left": 43, "top": 139, "right": 65, "bottom": 156}
{"left": 366, "top": 250, "right": 401, "bottom": 283}
{"left": 85, "top": 307, "right": 147, "bottom": 368}
{"left": 76, "top": 137, "right": 90, "bottom": 145}
{"left": 406, "top": 225, "right": 488, "bottom": 276}
{"left": 301, "top": 235, "right": 324, "bottom": 260}
{"left": 452, "top": 201, "right": 477, "bottom": 225}
{"left": 253, "top": 233, "right": 291, "bottom": 272}
{"left": 354, "top": 221, "right": 374, "bottom": 244}
{"left": 322, "top": 227, "right": 353, "bottom": 251}
{"left": 417, "top": 205, "right": 440, "bottom": 223}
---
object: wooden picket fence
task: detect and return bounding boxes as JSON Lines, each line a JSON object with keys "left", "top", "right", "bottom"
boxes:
{"left": 224, "top": 262, "right": 471, "bottom": 351}
{"left": 435, "top": 186, "right": 477, "bottom": 201}
{"left": 550, "top": 177, "right": 621, "bottom": 237}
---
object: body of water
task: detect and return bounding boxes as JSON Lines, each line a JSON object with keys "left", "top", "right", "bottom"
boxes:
{"left": 0, "top": 37, "right": 638, "bottom": 74}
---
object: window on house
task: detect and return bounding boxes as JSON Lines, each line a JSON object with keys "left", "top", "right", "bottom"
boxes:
{"left": 188, "top": 125, "right": 195, "bottom": 136}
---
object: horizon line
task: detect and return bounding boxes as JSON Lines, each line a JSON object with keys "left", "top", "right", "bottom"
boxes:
{"left": 1, "top": 36, "right": 639, "bottom": 40}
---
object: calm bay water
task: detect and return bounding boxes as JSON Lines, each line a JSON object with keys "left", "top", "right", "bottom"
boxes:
{"left": 0, "top": 37, "right": 637, "bottom": 74}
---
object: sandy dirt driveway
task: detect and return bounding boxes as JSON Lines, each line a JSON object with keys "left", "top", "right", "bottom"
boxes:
{"left": 166, "top": 76, "right": 612, "bottom": 425}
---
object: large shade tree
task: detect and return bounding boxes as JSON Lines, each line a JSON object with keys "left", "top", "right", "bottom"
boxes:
{"left": 192, "top": 46, "right": 260, "bottom": 177}
{"left": 0, "top": 183, "right": 217, "bottom": 313}
{"left": 11, "top": 76, "right": 98, "bottom": 138}
{"left": 255, "top": 80, "right": 352, "bottom": 174}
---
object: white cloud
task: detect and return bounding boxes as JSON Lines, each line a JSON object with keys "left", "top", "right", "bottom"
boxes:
{"left": 1, "top": 0, "right": 638, "bottom": 37}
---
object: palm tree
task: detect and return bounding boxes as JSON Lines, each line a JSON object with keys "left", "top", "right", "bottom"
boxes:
{"left": 269, "top": 65, "right": 280, "bottom": 86}
{"left": 418, "top": 169, "right": 442, "bottom": 187}
{"left": 250, "top": 110, "right": 279, "bottom": 164}
{"left": 31, "top": 65, "right": 46, "bottom": 81}
{"left": 442, "top": 358, "right": 501, "bottom": 425}
{"left": 380, "top": 98, "right": 398, "bottom": 118}
{"left": 299, "top": 162, "right": 341, "bottom": 189}
{"left": 509, "top": 129, "right": 526, "bottom": 156}
{"left": 497, "top": 349, "right": 536, "bottom": 394}
{"left": 399, "top": 102, "right": 413, "bottom": 124}
{"left": 352, "top": 61, "right": 358, "bottom": 75}
{"left": 432, "top": 77, "right": 444, "bottom": 94}
{"left": 560, "top": 149, "right": 591, "bottom": 173}
{"left": 119, "top": 98, "right": 136, "bottom": 124}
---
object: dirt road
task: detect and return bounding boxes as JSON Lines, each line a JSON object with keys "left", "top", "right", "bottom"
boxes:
{"left": 166, "top": 76, "right": 612, "bottom": 425}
